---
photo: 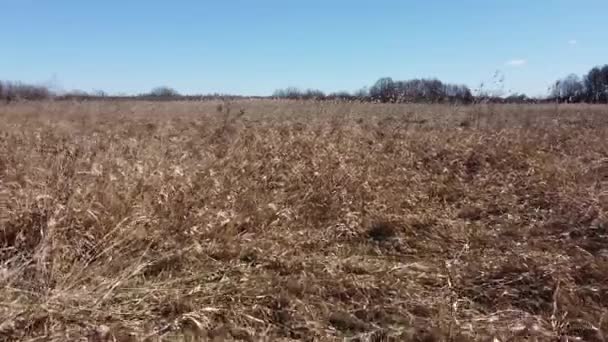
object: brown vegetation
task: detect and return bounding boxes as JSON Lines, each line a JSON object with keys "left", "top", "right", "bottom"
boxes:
{"left": 1, "top": 100, "right": 608, "bottom": 341}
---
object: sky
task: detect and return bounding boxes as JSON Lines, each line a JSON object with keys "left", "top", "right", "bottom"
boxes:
{"left": 1, "top": 0, "right": 607, "bottom": 97}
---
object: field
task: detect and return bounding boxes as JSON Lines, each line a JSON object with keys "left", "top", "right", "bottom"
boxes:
{"left": 1, "top": 100, "right": 608, "bottom": 341}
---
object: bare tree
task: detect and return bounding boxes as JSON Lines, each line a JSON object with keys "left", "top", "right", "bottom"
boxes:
{"left": 551, "top": 74, "right": 584, "bottom": 102}
{"left": 147, "top": 86, "right": 180, "bottom": 98}
{"left": 369, "top": 77, "right": 395, "bottom": 102}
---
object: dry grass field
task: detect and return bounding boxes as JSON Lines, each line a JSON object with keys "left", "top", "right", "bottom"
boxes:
{"left": 1, "top": 100, "right": 608, "bottom": 341}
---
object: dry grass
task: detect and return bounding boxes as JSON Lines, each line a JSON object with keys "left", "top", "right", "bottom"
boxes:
{"left": 1, "top": 100, "right": 608, "bottom": 341}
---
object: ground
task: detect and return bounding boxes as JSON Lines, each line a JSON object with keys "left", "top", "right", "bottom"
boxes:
{"left": 1, "top": 100, "right": 607, "bottom": 341}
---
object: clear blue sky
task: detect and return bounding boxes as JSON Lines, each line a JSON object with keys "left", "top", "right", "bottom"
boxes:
{"left": 2, "top": 0, "right": 606, "bottom": 97}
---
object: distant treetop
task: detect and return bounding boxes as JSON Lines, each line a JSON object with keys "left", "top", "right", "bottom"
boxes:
{"left": 147, "top": 86, "right": 180, "bottom": 97}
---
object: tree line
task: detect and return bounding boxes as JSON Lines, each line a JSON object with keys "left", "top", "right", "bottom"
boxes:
{"left": 551, "top": 65, "right": 608, "bottom": 103}
{"left": 271, "top": 78, "right": 539, "bottom": 104}
{"left": 0, "top": 83, "right": 253, "bottom": 102}
{"left": 0, "top": 80, "right": 52, "bottom": 102}
{"left": 3, "top": 65, "right": 608, "bottom": 104}
{"left": 273, "top": 65, "right": 608, "bottom": 104}
{"left": 272, "top": 78, "right": 475, "bottom": 104}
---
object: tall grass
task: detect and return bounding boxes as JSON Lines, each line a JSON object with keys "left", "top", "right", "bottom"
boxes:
{"left": 1, "top": 100, "right": 608, "bottom": 341}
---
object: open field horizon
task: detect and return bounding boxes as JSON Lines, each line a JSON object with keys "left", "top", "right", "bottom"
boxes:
{"left": 1, "top": 100, "right": 608, "bottom": 341}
